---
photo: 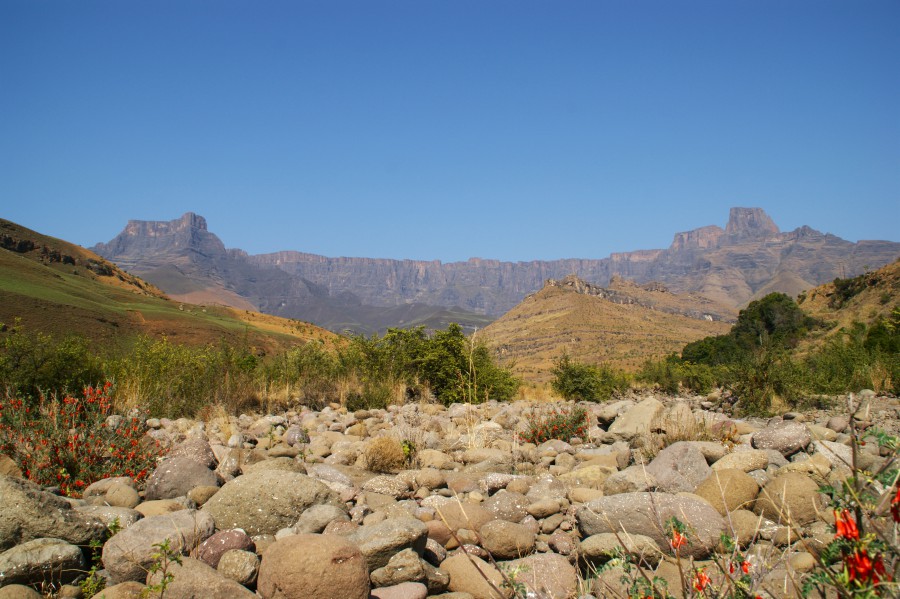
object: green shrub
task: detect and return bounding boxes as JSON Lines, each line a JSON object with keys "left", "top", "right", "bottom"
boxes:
{"left": 725, "top": 347, "right": 805, "bottom": 416}
{"left": 550, "top": 353, "right": 627, "bottom": 402}
{"left": 638, "top": 354, "right": 723, "bottom": 395}
{"left": 109, "top": 336, "right": 259, "bottom": 417}
{"left": 0, "top": 320, "right": 104, "bottom": 401}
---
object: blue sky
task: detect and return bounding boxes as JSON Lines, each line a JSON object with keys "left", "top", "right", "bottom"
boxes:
{"left": 1, "top": 0, "right": 898, "bottom": 262}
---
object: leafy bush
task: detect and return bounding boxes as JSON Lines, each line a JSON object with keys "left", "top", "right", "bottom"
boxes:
{"left": 725, "top": 347, "right": 805, "bottom": 415}
{"left": 550, "top": 353, "right": 628, "bottom": 402}
{"left": 637, "top": 354, "right": 722, "bottom": 395}
{"left": 0, "top": 382, "right": 165, "bottom": 496}
{"left": 518, "top": 404, "right": 589, "bottom": 445}
{"left": 109, "top": 336, "right": 260, "bottom": 417}
{"left": 0, "top": 320, "right": 104, "bottom": 402}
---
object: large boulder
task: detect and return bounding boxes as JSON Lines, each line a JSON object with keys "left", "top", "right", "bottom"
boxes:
{"left": 693, "top": 469, "right": 760, "bottom": 516}
{"left": 0, "top": 538, "right": 85, "bottom": 587}
{"left": 576, "top": 492, "right": 726, "bottom": 559}
{"left": 754, "top": 472, "right": 826, "bottom": 526}
{"left": 644, "top": 442, "right": 711, "bottom": 493}
{"left": 257, "top": 534, "right": 369, "bottom": 599}
{"left": 102, "top": 509, "right": 215, "bottom": 584}
{"left": 347, "top": 517, "right": 428, "bottom": 571}
{"left": 607, "top": 398, "right": 664, "bottom": 441}
{"left": 143, "top": 455, "right": 221, "bottom": 500}
{"left": 166, "top": 438, "right": 217, "bottom": 469}
{"left": 751, "top": 422, "right": 811, "bottom": 457}
{"left": 478, "top": 520, "right": 536, "bottom": 560}
{"left": 499, "top": 553, "right": 578, "bottom": 599}
{"left": 440, "top": 553, "right": 511, "bottom": 599}
{"left": 0, "top": 475, "right": 106, "bottom": 551}
{"left": 202, "top": 470, "right": 342, "bottom": 536}
{"left": 145, "top": 556, "right": 256, "bottom": 598}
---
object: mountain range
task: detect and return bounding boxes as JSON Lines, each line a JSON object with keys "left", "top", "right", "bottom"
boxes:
{"left": 91, "top": 208, "right": 900, "bottom": 334}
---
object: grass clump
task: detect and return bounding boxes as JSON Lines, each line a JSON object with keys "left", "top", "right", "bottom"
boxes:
{"left": 364, "top": 436, "right": 408, "bottom": 473}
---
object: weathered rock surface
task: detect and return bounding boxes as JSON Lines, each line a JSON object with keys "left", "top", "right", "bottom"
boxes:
{"left": 201, "top": 470, "right": 342, "bottom": 535}
{"left": 102, "top": 510, "right": 215, "bottom": 584}
{"left": 257, "top": 533, "right": 370, "bottom": 599}
{"left": 577, "top": 492, "right": 726, "bottom": 558}
{"left": 0, "top": 475, "right": 106, "bottom": 551}
{"left": 0, "top": 538, "right": 85, "bottom": 587}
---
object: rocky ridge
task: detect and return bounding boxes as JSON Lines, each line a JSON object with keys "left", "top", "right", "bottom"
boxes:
{"left": 2, "top": 393, "right": 897, "bottom": 598}
{"left": 92, "top": 208, "right": 900, "bottom": 333}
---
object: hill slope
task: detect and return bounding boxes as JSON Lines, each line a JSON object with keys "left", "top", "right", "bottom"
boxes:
{"left": 0, "top": 219, "right": 336, "bottom": 353}
{"left": 480, "top": 275, "right": 734, "bottom": 382}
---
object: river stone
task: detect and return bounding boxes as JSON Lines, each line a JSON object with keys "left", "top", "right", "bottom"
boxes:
{"left": 370, "top": 548, "right": 427, "bottom": 587}
{"left": 257, "top": 534, "right": 369, "bottom": 599}
{"left": 202, "top": 470, "right": 342, "bottom": 536}
{"left": 711, "top": 449, "right": 770, "bottom": 472}
{"left": 693, "top": 469, "right": 760, "bottom": 515}
{"left": 441, "top": 553, "right": 511, "bottom": 599}
{"left": 602, "top": 465, "right": 656, "bottom": 496}
{"left": 0, "top": 586, "right": 42, "bottom": 599}
{"left": 347, "top": 516, "right": 428, "bottom": 571}
{"left": 499, "top": 553, "right": 578, "bottom": 599}
{"left": 482, "top": 490, "right": 529, "bottom": 523}
{"left": 195, "top": 528, "right": 255, "bottom": 568}
{"left": 217, "top": 549, "right": 260, "bottom": 586}
{"left": 751, "top": 422, "right": 811, "bottom": 457}
{"left": 73, "top": 505, "right": 143, "bottom": 530}
{"left": 105, "top": 481, "right": 142, "bottom": 509}
{"left": 370, "top": 582, "right": 428, "bottom": 599}
{"left": 0, "top": 475, "right": 106, "bottom": 551}
{"left": 433, "top": 501, "right": 496, "bottom": 533}
{"left": 754, "top": 472, "right": 826, "bottom": 526}
{"left": 0, "top": 538, "right": 85, "bottom": 587}
{"left": 579, "top": 532, "right": 663, "bottom": 567}
{"left": 167, "top": 438, "right": 217, "bottom": 469}
{"left": 576, "top": 492, "right": 726, "bottom": 559}
{"left": 645, "top": 442, "right": 711, "bottom": 493}
{"left": 294, "top": 503, "right": 350, "bottom": 534}
{"left": 143, "top": 455, "right": 221, "bottom": 501}
{"left": 607, "top": 398, "right": 664, "bottom": 441}
{"left": 102, "top": 509, "right": 215, "bottom": 584}
{"left": 479, "top": 520, "right": 536, "bottom": 559}
{"left": 146, "top": 556, "right": 256, "bottom": 598}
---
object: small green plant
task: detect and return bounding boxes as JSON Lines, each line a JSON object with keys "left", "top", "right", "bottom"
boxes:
{"left": 142, "top": 538, "right": 183, "bottom": 598}
{"left": 0, "top": 382, "right": 165, "bottom": 496}
{"left": 80, "top": 517, "right": 121, "bottom": 598}
{"left": 499, "top": 562, "right": 530, "bottom": 597}
{"left": 518, "top": 404, "right": 589, "bottom": 444}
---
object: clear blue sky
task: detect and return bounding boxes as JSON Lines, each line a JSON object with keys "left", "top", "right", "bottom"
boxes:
{"left": 2, "top": 0, "right": 898, "bottom": 262}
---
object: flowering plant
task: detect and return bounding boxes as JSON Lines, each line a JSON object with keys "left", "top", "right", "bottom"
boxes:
{"left": 517, "top": 404, "right": 589, "bottom": 445}
{"left": 0, "top": 382, "right": 165, "bottom": 496}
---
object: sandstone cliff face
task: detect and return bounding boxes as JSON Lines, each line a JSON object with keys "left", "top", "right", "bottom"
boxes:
{"left": 92, "top": 209, "right": 900, "bottom": 331}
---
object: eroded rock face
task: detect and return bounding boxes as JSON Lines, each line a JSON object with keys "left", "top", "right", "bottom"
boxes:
{"left": 751, "top": 422, "right": 811, "bottom": 457}
{"left": 257, "top": 534, "right": 370, "bottom": 599}
{"left": 0, "top": 538, "right": 85, "bottom": 587}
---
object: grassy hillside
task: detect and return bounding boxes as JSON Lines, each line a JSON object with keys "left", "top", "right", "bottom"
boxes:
{"left": 0, "top": 219, "right": 336, "bottom": 354}
{"left": 482, "top": 277, "right": 733, "bottom": 383}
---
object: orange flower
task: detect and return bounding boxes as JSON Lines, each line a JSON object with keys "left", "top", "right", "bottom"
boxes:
{"left": 671, "top": 531, "right": 687, "bottom": 550}
{"left": 846, "top": 549, "right": 888, "bottom": 585}
{"left": 834, "top": 509, "right": 859, "bottom": 540}
{"left": 693, "top": 569, "right": 711, "bottom": 592}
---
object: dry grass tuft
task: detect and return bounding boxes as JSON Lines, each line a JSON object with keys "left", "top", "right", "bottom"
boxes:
{"left": 364, "top": 436, "right": 408, "bottom": 473}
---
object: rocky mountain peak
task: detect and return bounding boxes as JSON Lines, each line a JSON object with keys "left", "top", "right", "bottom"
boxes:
{"left": 725, "top": 207, "right": 780, "bottom": 240}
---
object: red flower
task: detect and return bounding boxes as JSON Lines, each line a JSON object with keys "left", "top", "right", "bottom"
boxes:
{"left": 834, "top": 509, "right": 860, "bottom": 540}
{"left": 693, "top": 569, "right": 711, "bottom": 592}
{"left": 846, "top": 549, "right": 888, "bottom": 585}
{"left": 671, "top": 531, "right": 687, "bottom": 550}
